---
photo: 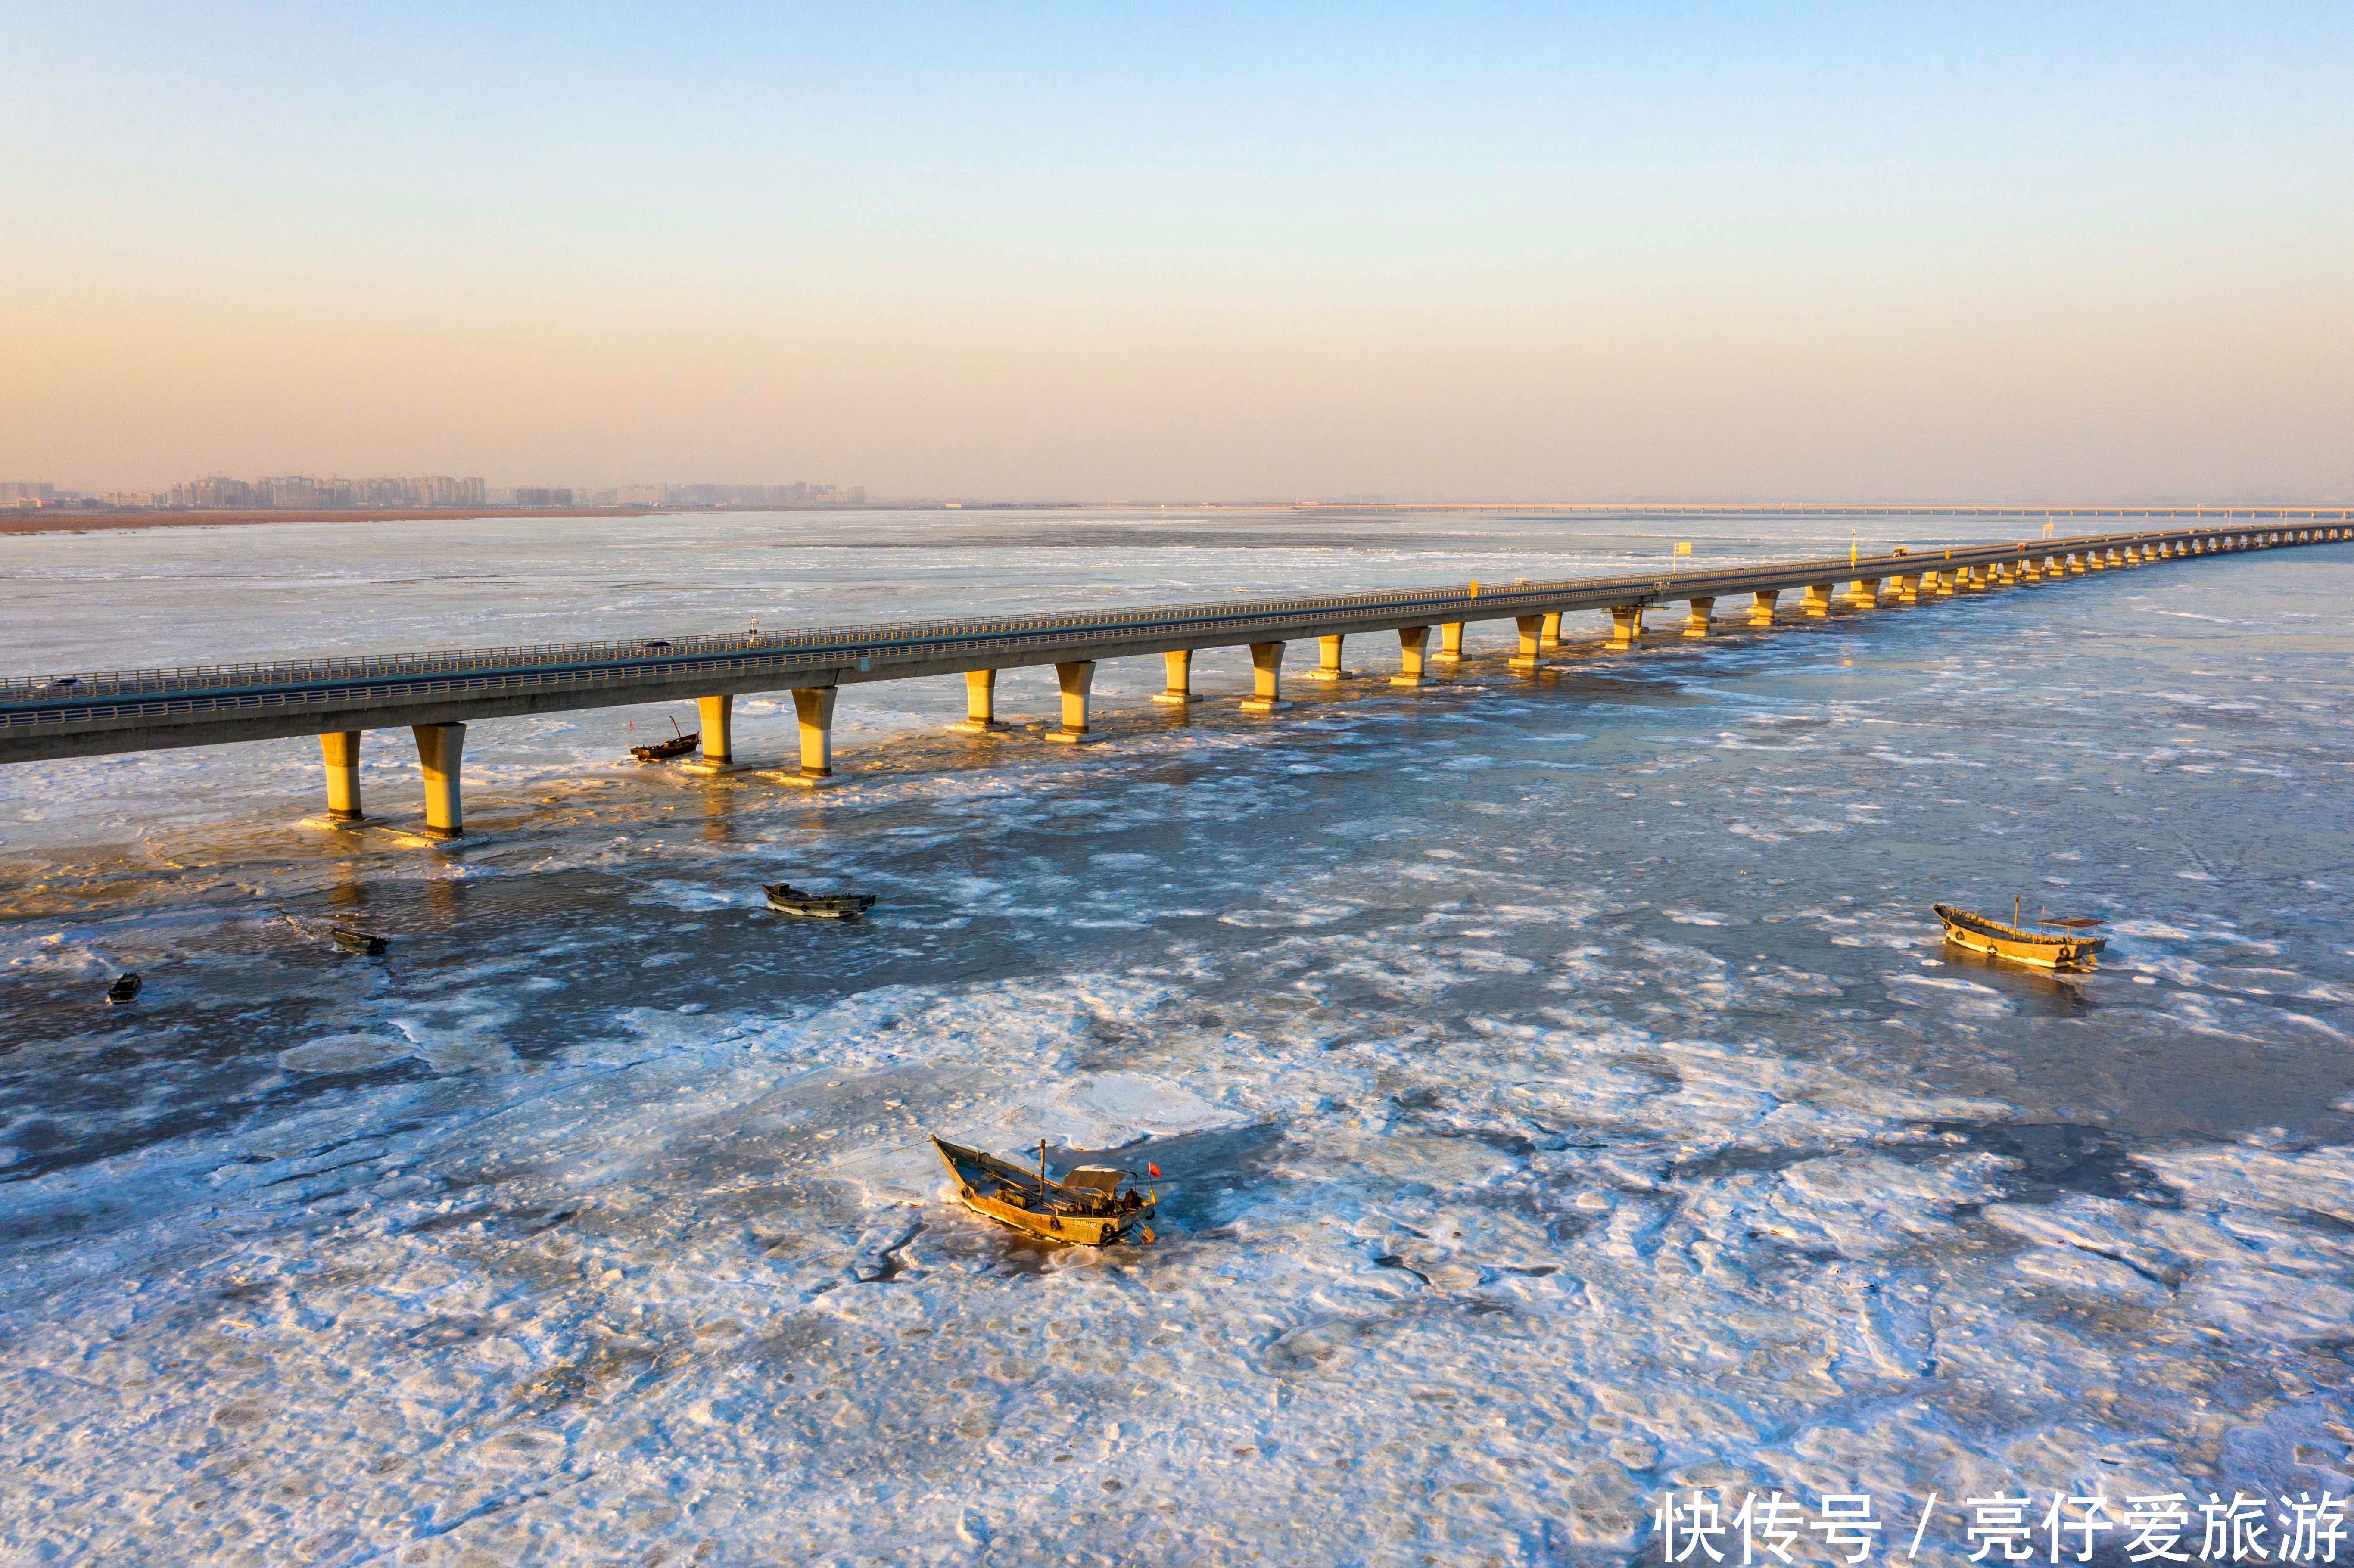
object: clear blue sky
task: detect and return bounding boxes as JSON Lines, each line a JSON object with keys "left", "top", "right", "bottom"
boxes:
{"left": 6, "top": 3, "right": 2349, "bottom": 500}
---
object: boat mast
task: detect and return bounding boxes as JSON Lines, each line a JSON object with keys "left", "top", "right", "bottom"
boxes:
{"left": 1038, "top": 1139, "right": 1049, "bottom": 1198}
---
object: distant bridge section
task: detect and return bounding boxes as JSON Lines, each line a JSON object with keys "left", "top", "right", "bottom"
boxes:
{"left": 2, "top": 522, "right": 2345, "bottom": 840}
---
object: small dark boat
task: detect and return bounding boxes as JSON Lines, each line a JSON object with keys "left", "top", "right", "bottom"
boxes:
{"left": 764, "top": 883, "right": 876, "bottom": 919}
{"left": 630, "top": 731, "right": 700, "bottom": 762}
{"left": 1934, "top": 899, "right": 2107, "bottom": 971}
{"left": 932, "top": 1136, "right": 1157, "bottom": 1247}
{"left": 106, "top": 974, "right": 142, "bottom": 1005}
{"left": 331, "top": 928, "right": 389, "bottom": 955}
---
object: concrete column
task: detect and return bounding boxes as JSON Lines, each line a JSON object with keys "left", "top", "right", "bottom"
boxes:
{"left": 1802, "top": 584, "right": 1834, "bottom": 617}
{"left": 1933, "top": 569, "right": 1957, "bottom": 596}
{"left": 953, "top": 669, "right": 1007, "bottom": 732}
{"left": 1240, "top": 643, "right": 1288, "bottom": 712}
{"left": 1152, "top": 649, "right": 1200, "bottom": 705}
{"left": 1682, "top": 597, "right": 1715, "bottom": 638}
{"left": 1890, "top": 574, "right": 1919, "bottom": 605}
{"left": 2087, "top": 550, "right": 2108, "bottom": 571}
{"left": 320, "top": 731, "right": 365, "bottom": 823}
{"left": 2068, "top": 554, "right": 2087, "bottom": 574}
{"left": 1606, "top": 605, "right": 1644, "bottom": 650}
{"left": 1749, "top": 590, "right": 1778, "bottom": 626}
{"left": 411, "top": 722, "right": 465, "bottom": 840}
{"left": 1846, "top": 578, "right": 1880, "bottom": 609}
{"left": 1511, "top": 615, "right": 1551, "bottom": 670}
{"left": 1538, "top": 612, "right": 1564, "bottom": 652}
{"left": 1305, "top": 634, "right": 1349, "bottom": 682}
{"left": 790, "top": 686, "right": 838, "bottom": 775}
{"left": 1047, "top": 661, "right": 1097, "bottom": 738}
{"left": 1393, "top": 625, "right": 1431, "bottom": 688}
{"left": 696, "top": 694, "right": 734, "bottom": 765}
{"left": 1438, "top": 622, "right": 1466, "bottom": 661}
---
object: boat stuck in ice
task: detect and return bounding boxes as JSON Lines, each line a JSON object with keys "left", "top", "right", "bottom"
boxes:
{"left": 1933, "top": 899, "right": 2107, "bottom": 971}
{"left": 763, "top": 883, "right": 877, "bottom": 920}
{"left": 931, "top": 1136, "right": 1158, "bottom": 1247}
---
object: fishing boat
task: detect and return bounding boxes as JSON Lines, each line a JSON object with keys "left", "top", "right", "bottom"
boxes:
{"left": 1933, "top": 899, "right": 2107, "bottom": 971}
{"left": 629, "top": 731, "right": 699, "bottom": 762}
{"left": 931, "top": 1136, "right": 1157, "bottom": 1247}
{"left": 105, "top": 974, "right": 142, "bottom": 1005}
{"left": 764, "top": 883, "right": 877, "bottom": 919}
{"left": 331, "top": 928, "right": 389, "bottom": 955}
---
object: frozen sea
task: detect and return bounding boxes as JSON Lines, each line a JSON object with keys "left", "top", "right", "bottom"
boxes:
{"left": 4, "top": 507, "right": 2354, "bottom": 1567}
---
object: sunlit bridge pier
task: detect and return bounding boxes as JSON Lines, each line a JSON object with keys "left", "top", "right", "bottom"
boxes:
{"left": 3, "top": 522, "right": 2347, "bottom": 841}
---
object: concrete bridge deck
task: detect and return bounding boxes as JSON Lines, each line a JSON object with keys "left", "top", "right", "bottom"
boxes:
{"left": 3, "top": 520, "right": 2345, "bottom": 839}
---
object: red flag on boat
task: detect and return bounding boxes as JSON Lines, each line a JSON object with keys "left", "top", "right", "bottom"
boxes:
{"left": 1147, "top": 1163, "right": 1161, "bottom": 1179}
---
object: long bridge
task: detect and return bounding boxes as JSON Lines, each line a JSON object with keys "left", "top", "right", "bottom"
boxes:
{"left": 3, "top": 521, "right": 2344, "bottom": 841}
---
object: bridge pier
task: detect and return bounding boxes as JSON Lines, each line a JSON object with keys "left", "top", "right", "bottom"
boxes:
{"left": 1509, "top": 615, "right": 1552, "bottom": 670}
{"left": 1240, "top": 643, "right": 1289, "bottom": 712}
{"left": 791, "top": 686, "right": 838, "bottom": 776}
{"left": 1437, "top": 623, "right": 1465, "bottom": 662}
{"left": 1682, "top": 597, "right": 1714, "bottom": 637}
{"left": 1749, "top": 589, "right": 1777, "bottom": 626}
{"left": 1538, "top": 612, "right": 1565, "bottom": 653}
{"left": 1889, "top": 574, "right": 1919, "bottom": 605}
{"left": 1392, "top": 626, "right": 1431, "bottom": 687}
{"left": 1046, "top": 661, "right": 1098, "bottom": 738}
{"left": 1933, "top": 569, "right": 1957, "bottom": 596}
{"left": 689, "top": 695, "right": 735, "bottom": 768}
{"left": 1152, "top": 650, "right": 1200, "bottom": 704}
{"left": 1606, "top": 605, "right": 1644, "bottom": 650}
{"left": 1845, "top": 578, "right": 1880, "bottom": 609}
{"left": 1304, "top": 634, "right": 1352, "bottom": 682}
{"left": 952, "top": 669, "right": 1009, "bottom": 733}
{"left": 320, "top": 731, "right": 365, "bottom": 824}
{"left": 412, "top": 723, "right": 465, "bottom": 839}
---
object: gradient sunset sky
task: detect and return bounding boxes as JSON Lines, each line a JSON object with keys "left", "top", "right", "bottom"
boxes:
{"left": 6, "top": 3, "right": 2348, "bottom": 502}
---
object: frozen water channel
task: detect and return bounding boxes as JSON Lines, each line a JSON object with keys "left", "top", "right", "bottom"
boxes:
{"left": 4, "top": 509, "right": 2354, "bottom": 1566}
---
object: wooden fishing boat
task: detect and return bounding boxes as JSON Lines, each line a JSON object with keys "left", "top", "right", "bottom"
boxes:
{"left": 931, "top": 1135, "right": 1157, "bottom": 1247}
{"left": 331, "top": 928, "right": 389, "bottom": 955}
{"left": 764, "top": 883, "right": 876, "bottom": 919}
{"left": 1933, "top": 901, "right": 2107, "bottom": 971}
{"left": 629, "top": 731, "right": 699, "bottom": 762}
{"left": 105, "top": 974, "right": 142, "bottom": 1005}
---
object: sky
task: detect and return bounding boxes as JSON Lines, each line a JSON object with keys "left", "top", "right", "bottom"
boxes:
{"left": 3, "top": 3, "right": 2349, "bottom": 503}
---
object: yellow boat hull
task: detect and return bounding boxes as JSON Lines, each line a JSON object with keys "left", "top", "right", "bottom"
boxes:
{"left": 1933, "top": 903, "right": 2104, "bottom": 971}
{"left": 953, "top": 1188, "right": 1141, "bottom": 1247}
{"left": 932, "top": 1136, "right": 1156, "bottom": 1247}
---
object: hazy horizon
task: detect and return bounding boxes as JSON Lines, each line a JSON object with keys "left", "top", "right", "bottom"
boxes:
{"left": 7, "top": 3, "right": 2349, "bottom": 503}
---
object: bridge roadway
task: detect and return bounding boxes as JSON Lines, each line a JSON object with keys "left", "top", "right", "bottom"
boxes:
{"left": 1, "top": 521, "right": 2344, "bottom": 839}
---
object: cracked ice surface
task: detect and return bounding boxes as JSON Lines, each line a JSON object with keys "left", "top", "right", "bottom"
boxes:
{"left": 5, "top": 510, "right": 2354, "bottom": 1566}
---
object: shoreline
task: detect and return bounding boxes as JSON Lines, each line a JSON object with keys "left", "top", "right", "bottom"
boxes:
{"left": 0, "top": 506, "right": 666, "bottom": 538}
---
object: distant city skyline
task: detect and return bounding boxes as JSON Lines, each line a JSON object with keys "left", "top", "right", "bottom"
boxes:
{"left": 1, "top": 475, "right": 869, "bottom": 512}
{"left": 5, "top": 5, "right": 2348, "bottom": 502}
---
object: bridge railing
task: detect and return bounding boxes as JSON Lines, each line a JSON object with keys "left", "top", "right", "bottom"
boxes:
{"left": 0, "top": 523, "right": 2297, "bottom": 722}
